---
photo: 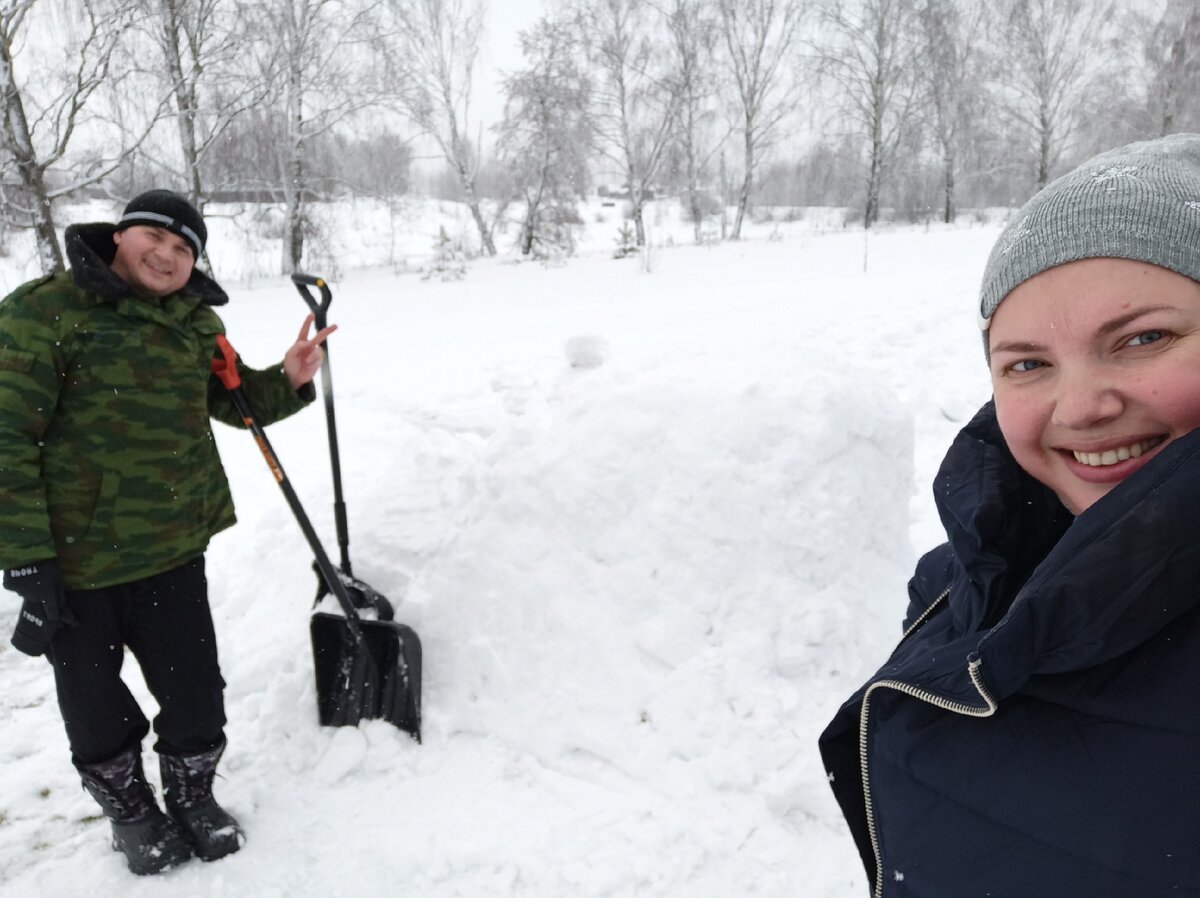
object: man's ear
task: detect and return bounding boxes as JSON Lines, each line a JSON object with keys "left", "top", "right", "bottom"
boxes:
{"left": 112, "top": 230, "right": 123, "bottom": 247}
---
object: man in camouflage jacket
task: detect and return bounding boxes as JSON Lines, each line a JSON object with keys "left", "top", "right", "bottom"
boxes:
{"left": 0, "top": 190, "right": 333, "bottom": 874}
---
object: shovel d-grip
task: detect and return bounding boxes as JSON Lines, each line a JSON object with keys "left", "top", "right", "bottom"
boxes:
{"left": 211, "top": 334, "right": 421, "bottom": 739}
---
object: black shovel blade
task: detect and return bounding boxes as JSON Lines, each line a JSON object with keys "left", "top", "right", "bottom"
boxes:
{"left": 310, "top": 612, "right": 422, "bottom": 741}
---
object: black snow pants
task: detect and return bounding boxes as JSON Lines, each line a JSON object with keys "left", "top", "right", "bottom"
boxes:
{"left": 45, "top": 555, "right": 227, "bottom": 766}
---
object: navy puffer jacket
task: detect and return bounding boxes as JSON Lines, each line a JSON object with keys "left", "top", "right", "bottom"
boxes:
{"left": 820, "top": 401, "right": 1200, "bottom": 897}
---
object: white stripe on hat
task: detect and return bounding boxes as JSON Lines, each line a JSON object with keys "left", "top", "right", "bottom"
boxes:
{"left": 118, "top": 210, "right": 202, "bottom": 256}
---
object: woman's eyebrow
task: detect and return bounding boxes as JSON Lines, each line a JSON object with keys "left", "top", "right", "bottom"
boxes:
{"left": 989, "top": 339, "right": 1045, "bottom": 356}
{"left": 991, "top": 305, "right": 1181, "bottom": 355}
{"left": 1095, "top": 305, "right": 1176, "bottom": 336}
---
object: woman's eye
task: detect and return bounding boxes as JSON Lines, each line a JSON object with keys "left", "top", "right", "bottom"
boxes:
{"left": 1126, "top": 330, "right": 1165, "bottom": 347}
{"left": 1010, "top": 359, "right": 1043, "bottom": 373}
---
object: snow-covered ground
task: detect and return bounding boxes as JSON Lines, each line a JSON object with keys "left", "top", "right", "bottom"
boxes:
{"left": 0, "top": 204, "right": 997, "bottom": 896}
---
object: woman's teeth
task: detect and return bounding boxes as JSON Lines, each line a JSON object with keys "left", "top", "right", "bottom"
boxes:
{"left": 1072, "top": 437, "right": 1163, "bottom": 467}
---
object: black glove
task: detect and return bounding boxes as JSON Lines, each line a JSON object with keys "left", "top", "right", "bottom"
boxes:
{"left": 3, "top": 558, "right": 77, "bottom": 656}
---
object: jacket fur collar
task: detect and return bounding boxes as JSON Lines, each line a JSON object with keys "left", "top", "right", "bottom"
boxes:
{"left": 64, "top": 222, "right": 228, "bottom": 307}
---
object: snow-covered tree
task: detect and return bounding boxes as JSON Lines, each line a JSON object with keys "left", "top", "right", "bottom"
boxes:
{"left": 916, "top": 0, "right": 986, "bottom": 223}
{"left": 820, "top": 0, "right": 921, "bottom": 229}
{"left": 423, "top": 224, "right": 465, "bottom": 279}
{"left": 996, "top": 0, "right": 1116, "bottom": 189}
{"left": 578, "top": 0, "right": 679, "bottom": 248}
{"left": 663, "top": 0, "right": 726, "bottom": 244}
{"left": 1140, "top": 0, "right": 1200, "bottom": 136}
{"left": 718, "top": 0, "right": 807, "bottom": 239}
{"left": 0, "top": 0, "right": 161, "bottom": 272}
{"left": 244, "top": 0, "right": 381, "bottom": 273}
{"left": 495, "top": 15, "right": 592, "bottom": 259}
{"left": 140, "top": 0, "right": 269, "bottom": 215}
{"left": 383, "top": 0, "right": 496, "bottom": 257}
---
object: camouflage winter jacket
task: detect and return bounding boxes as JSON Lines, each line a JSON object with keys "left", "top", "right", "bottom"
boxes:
{"left": 0, "top": 223, "right": 313, "bottom": 589}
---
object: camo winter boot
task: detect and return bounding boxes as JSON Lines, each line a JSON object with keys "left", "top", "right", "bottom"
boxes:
{"left": 76, "top": 746, "right": 192, "bottom": 875}
{"left": 159, "top": 739, "right": 245, "bottom": 861}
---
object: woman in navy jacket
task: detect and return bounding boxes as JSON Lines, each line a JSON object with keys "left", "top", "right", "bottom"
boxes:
{"left": 821, "top": 133, "right": 1200, "bottom": 897}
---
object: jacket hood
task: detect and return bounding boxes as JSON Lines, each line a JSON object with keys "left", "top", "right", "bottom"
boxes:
{"left": 65, "top": 222, "right": 228, "bottom": 306}
{"left": 933, "top": 401, "right": 1200, "bottom": 702}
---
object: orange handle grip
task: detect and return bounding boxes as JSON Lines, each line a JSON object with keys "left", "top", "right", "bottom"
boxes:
{"left": 211, "top": 334, "right": 242, "bottom": 389}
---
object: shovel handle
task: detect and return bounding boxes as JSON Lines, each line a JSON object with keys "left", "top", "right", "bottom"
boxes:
{"left": 291, "top": 273, "right": 333, "bottom": 326}
{"left": 210, "top": 335, "right": 363, "bottom": 632}
{"left": 289, "top": 274, "right": 352, "bottom": 574}
{"left": 212, "top": 334, "right": 241, "bottom": 389}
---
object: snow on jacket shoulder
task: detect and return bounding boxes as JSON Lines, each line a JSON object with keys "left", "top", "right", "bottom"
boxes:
{"left": 0, "top": 223, "right": 313, "bottom": 589}
{"left": 820, "top": 401, "right": 1200, "bottom": 898}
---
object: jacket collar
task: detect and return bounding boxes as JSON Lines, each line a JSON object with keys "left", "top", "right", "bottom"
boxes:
{"left": 934, "top": 402, "right": 1200, "bottom": 701}
{"left": 65, "top": 222, "right": 228, "bottom": 307}
{"left": 934, "top": 401, "right": 1072, "bottom": 631}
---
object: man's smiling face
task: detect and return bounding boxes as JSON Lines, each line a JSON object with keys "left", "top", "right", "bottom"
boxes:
{"left": 110, "top": 225, "right": 194, "bottom": 298}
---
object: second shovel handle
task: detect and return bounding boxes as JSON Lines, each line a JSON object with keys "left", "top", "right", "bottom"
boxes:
{"left": 292, "top": 273, "right": 333, "bottom": 324}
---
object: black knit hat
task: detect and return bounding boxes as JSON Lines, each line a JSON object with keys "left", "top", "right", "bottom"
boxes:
{"left": 116, "top": 189, "right": 206, "bottom": 258}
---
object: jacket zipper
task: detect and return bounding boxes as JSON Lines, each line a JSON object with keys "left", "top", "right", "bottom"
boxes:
{"left": 858, "top": 588, "right": 999, "bottom": 897}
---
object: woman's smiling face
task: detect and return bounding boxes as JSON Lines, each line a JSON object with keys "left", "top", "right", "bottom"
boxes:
{"left": 988, "top": 257, "right": 1200, "bottom": 514}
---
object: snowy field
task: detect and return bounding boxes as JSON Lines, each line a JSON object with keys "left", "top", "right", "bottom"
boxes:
{"left": 0, "top": 203, "right": 998, "bottom": 897}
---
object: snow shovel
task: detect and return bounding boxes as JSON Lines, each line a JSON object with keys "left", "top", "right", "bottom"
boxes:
{"left": 290, "top": 273, "right": 394, "bottom": 620}
{"left": 211, "top": 334, "right": 421, "bottom": 740}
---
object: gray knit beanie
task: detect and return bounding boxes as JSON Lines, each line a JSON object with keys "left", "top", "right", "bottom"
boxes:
{"left": 979, "top": 132, "right": 1200, "bottom": 333}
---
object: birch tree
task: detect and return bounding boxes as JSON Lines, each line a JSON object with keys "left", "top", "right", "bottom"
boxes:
{"left": 579, "top": 0, "right": 679, "bottom": 248}
{"left": 997, "top": 0, "right": 1115, "bottom": 189}
{"left": 143, "top": 0, "right": 269, "bottom": 212}
{"left": 821, "top": 0, "right": 920, "bottom": 229}
{"left": 383, "top": 0, "right": 495, "bottom": 256}
{"left": 718, "top": 0, "right": 806, "bottom": 239}
{"left": 495, "top": 16, "right": 592, "bottom": 258}
{"left": 917, "top": 0, "right": 985, "bottom": 223}
{"left": 0, "top": 0, "right": 159, "bottom": 272}
{"left": 247, "top": 0, "right": 381, "bottom": 273}
{"left": 663, "top": 0, "right": 726, "bottom": 243}
{"left": 1140, "top": 0, "right": 1200, "bottom": 136}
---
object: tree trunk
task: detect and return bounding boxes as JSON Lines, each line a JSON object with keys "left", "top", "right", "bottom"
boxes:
{"left": 454, "top": 154, "right": 495, "bottom": 257}
{"left": 158, "top": 0, "right": 203, "bottom": 208}
{"left": 466, "top": 196, "right": 495, "bottom": 256}
{"left": 448, "top": 127, "right": 495, "bottom": 256}
{"left": 520, "top": 188, "right": 538, "bottom": 255}
{"left": 283, "top": 59, "right": 305, "bottom": 273}
{"left": 684, "top": 104, "right": 703, "bottom": 244}
{"left": 1037, "top": 131, "right": 1050, "bottom": 188}
{"left": 942, "top": 144, "right": 956, "bottom": 224}
{"left": 719, "top": 151, "right": 728, "bottom": 240}
{"left": 688, "top": 186, "right": 703, "bottom": 244}
{"left": 520, "top": 213, "right": 535, "bottom": 255}
{"left": 686, "top": 132, "right": 702, "bottom": 243}
{"left": 731, "top": 125, "right": 754, "bottom": 240}
{"left": 0, "top": 41, "right": 62, "bottom": 272}
{"left": 865, "top": 138, "right": 883, "bottom": 230}
{"left": 520, "top": 147, "right": 553, "bottom": 256}
{"left": 286, "top": 153, "right": 304, "bottom": 271}
{"left": 632, "top": 198, "right": 646, "bottom": 246}
{"left": 1037, "top": 99, "right": 1052, "bottom": 189}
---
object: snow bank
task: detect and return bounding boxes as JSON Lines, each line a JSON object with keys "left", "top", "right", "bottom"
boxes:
{"left": 0, "top": 340, "right": 913, "bottom": 898}
{"left": 225, "top": 346, "right": 911, "bottom": 896}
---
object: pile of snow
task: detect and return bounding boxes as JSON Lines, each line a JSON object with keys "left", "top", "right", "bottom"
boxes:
{"left": 0, "top": 219, "right": 997, "bottom": 896}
